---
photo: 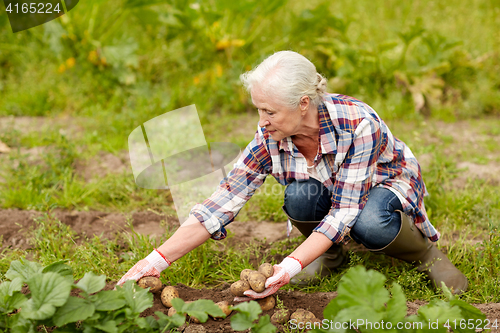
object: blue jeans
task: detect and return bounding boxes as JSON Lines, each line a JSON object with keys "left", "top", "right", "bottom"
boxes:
{"left": 284, "top": 178, "right": 402, "bottom": 249}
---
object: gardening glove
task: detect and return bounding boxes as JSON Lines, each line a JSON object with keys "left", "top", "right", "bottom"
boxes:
{"left": 234, "top": 256, "right": 303, "bottom": 302}
{"left": 116, "top": 249, "right": 171, "bottom": 286}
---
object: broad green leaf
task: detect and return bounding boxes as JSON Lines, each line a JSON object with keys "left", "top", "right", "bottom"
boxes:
{"left": 42, "top": 261, "right": 74, "bottom": 279}
{"left": 22, "top": 301, "right": 59, "bottom": 321}
{"left": 385, "top": 283, "right": 407, "bottom": 323}
{"left": 406, "top": 315, "right": 445, "bottom": 333}
{"left": 93, "top": 320, "right": 119, "bottom": 333}
{"left": 145, "top": 315, "right": 161, "bottom": 329}
{"left": 156, "top": 311, "right": 186, "bottom": 330}
{"left": 231, "top": 311, "right": 255, "bottom": 331}
{"left": 5, "top": 260, "right": 43, "bottom": 283}
{"left": 0, "top": 279, "right": 24, "bottom": 311}
{"left": 119, "top": 280, "right": 153, "bottom": 314}
{"left": 51, "top": 326, "right": 81, "bottom": 333}
{"left": 86, "top": 311, "right": 102, "bottom": 321}
{"left": 116, "top": 320, "right": 133, "bottom": 333}
{"left": 53, "top": 296, "right": 95, "bottom": 326}
{"left": 76, "top": 272, "right": 106, "bottom": 294}
{"left": 231, "top": 301, "right": 262, "bottom": 319}
{"left": 450, "top": 299, "right": 485, "bottom": 319}
{"left": 171, "top": 298, "right": 225, "bottom": 323}
{"left": 1, "top": 278, "right": 23, "bottom": 296}
{"left": 8, "top": 315, "right": 35, "bottom": 333}
{"left": 21, "top": 272, "right": 71, "bottom": 320}
{"left": 0, "top": 291, "right": 27, "bottom": 313}
{"left": 334, "top": 266, "right": 389, "bottom": 313}
{"left": 185, "top": 299, "right": 226, "bottom": 322}
{"left": 171, "top": 297, "right": 185, "bottom": 312}
{"left": 417, "top": 299, "right": 463, "bottom": 327}
{"left": 134, "top": 317, "right": 149, "bottom": 329}
{"left": 323, "top": 297, "right": 341, "bottom": 321}
{"left": 335, "top": 305, "right": 383, "bottom": 326}
{"left": 449, "top": 299, "right": 486, "bottom": 333}
{"left": 90, "top": 290, "right": 126, "bottom": 311}
{"left": 253, "top": 314, "right": 277, "bottom": 333}
{"left": 231, "top": 301, "right": 262, "bottom": 331}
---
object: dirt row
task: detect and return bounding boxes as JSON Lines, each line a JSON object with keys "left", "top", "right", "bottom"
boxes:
{"left": 140, "top": 283, "right": 335, "bottom": 333}
{"left": 136, "top": 283, "right": 500, "bottom": 332}
{"left": 0, "top": 208, "right": 306, "bottom": 250}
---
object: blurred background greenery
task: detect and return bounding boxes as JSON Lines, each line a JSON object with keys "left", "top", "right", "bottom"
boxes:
{"left": 1, "top": 0, "right": 499, "bottom": 210}
{"left": 1, "top": 0, "right": 499, "bottom": 132}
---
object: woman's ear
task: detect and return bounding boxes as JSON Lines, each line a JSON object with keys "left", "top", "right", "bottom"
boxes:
{"left": 300, "top": 96, "right": 310, "bottom": 113}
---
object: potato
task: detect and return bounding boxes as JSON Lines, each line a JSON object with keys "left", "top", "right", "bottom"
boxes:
{"left": 213, "top": 301, "right": 232, "bottom": 318}
{"left": 230, "top": 280, "right": 250, "bottom": 297}
{"left": 137, "top": 276, "right": 163, "bottom": 293}
{"left": 248, "top": 272, "right": 267, "bottom": 293}
{"left": 290, "top": 308, "right": 316, "bottom": 324}
{"left": 161, "top": 286, "right": 179, "bottom": 308}
{"left": 312, "top": 318, "right": 322, "bottom": 327}
{"left": 271, "top": 309, "right": 290, "bottom": 325}
{"left": 257, "top": 295, "right": 276, "bottom": 311}
{"left": 240, "top": 269, "right": 255, "bottom": 282}
{"left": 258, "top": 263, "right": 274, "bottom": 278}
{"left": 184, "top": 324, "right": 206, "bottom": 333}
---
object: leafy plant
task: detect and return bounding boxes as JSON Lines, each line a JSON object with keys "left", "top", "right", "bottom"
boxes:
{"left": 311, "top": 265, "right": 486, "bottom": 333}
{"left": 171, "top": 298, "right": 225, "bottom": 323}
{"left": 0, "top": 259, "right": 222, "bottom": 332}
{"left": 231, "top": 301, "right": 277, "bottom": 333}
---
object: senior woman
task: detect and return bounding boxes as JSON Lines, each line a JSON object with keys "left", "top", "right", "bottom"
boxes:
{"left": 117, "top": 51, "right": 467, "bottom": 296}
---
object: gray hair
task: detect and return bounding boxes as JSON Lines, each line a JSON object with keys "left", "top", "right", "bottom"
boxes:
{"left": 240, "top": 51, "right": 327, "bottom": 109}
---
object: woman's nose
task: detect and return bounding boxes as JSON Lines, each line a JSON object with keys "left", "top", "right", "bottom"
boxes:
{"left": 258, "top": 113, "right": 270, "bottom": 128}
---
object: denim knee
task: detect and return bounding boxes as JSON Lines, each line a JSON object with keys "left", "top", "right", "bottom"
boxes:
{"left": 349, "top": 188, "right": 402, "bottom": 249}
{"left": 284, "top": 179, "right": 326, "bottom": 221}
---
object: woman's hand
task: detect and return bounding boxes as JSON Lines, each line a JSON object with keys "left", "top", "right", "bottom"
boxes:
{"left": 116, "top": 249, "right": 171, "bottom": 286}
{"left": 234, "top": 256, "right": 303, "bottom": 301}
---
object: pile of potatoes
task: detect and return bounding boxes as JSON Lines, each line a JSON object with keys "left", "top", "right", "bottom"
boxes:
{"left": 230, "top": 263, "right": 276, "bottom": 311}
{"left": 136, "top": 276, "right": 232, "bottom": 320}
{"left": 137, "top": 274, "right": 321, "bottom": 329}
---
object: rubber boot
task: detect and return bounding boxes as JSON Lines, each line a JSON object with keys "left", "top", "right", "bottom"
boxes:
{"left": 282, "top": 207, "right": 345, "bottom": 285}
{"left": 372, "top": 210, "right": 468, "bottom": 294}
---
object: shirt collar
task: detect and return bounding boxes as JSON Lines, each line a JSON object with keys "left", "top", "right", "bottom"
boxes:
{"left": 317, "top": 100, "right": 337, "bottom": 155}
{"left": 261, "top": 100, "right": 337, "bottom": 155}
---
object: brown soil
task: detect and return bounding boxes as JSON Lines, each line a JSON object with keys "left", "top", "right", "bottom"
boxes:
{"left": 0, "top": 209, "right": 304, "bottom": 250}
{"left": 140, "top": 283, "right": 336, "bottom": 333}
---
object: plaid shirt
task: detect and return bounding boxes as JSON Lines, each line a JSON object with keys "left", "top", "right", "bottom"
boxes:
{"left": 191, "top": 93, "right": 440, "bottom": 243}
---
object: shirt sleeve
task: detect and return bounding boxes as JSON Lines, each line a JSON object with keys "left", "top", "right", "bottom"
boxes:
{"left": 313, "top": 118, "right": 382, "bottom": 243}
{"left": 190, "top": 132, "right": 270, "bottom": 240}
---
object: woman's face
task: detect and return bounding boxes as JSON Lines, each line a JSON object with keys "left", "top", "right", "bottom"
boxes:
{"left": 251, "top": 87, "right": 306, "bottom": 142}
